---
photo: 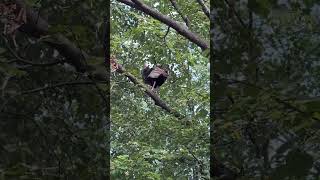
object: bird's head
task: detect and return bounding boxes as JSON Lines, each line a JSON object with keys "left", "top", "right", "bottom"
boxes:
{"left": 143, "top": 62, "right": 150, "bottom": 69}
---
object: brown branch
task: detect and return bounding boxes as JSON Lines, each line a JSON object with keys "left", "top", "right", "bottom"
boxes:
{"left": 169, "top": 0, "right": 190, "bottom": 28}
{"left": 195, "top": 0, "right": 210, "bottom": 18}
{"left": 115, "top": 64, "right": 184, "bottom": 119}
{"left": 117, "top": 0, "right": 209, "bottom": 50}
{"left": 13, "top": 0, "right": 105, "bottom": 80}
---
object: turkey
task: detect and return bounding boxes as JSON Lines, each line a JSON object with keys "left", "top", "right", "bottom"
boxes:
{"left": 141, "top": 62, "right": 169, "bottom": 92}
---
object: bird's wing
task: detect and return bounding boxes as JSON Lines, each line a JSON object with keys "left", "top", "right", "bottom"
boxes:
{"left": 148, "top": 67, "right": 168, "bottom": 78}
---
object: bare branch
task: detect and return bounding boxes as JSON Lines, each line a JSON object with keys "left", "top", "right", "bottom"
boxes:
{"left": 195, "top": 0, "right": 210, "bottom": 18}
{"left": 117, "top": 0, "right": 209, "bottom": 50}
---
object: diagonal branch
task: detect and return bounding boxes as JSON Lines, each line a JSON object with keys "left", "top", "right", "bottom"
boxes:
{"left": 169, "top": 0, "right": 190, "bottom": 28}
{"left": 114, "top": 63, "right": 184, "bottom": 119}
{"left": 195, "top": 0, "right": 210, "bottom": 18}
{"left": 117, "top": 0, "right": 208, "bottom": 50}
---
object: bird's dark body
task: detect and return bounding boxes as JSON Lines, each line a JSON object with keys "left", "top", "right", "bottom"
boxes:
{"left": 141, "top": 64, "right": 168, "bottom": 90}
{"left": 145, "top": 75, "right": 166, "bottom": 88}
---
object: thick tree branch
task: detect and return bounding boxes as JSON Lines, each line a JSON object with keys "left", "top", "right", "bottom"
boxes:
{"left": 114, "top": 63, "right": 184, "bottom": 119}
{"left": 117, "top": 0, "right": 209, "bottom": 50}
{"left": 14, "top": 0, "right": 49, "bottom": 37}
{"left": 195, "top": 0, "right": 210, "bottom": 18}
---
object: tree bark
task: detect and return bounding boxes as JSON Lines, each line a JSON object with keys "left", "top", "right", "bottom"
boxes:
{"left": 117, "top": 0, "right": 209, "bottom": 50}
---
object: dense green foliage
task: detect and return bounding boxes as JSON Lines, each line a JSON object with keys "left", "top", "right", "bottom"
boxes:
{"left": 1, "top": 0, "right": 319, "bottom": 179}
{"left": 212, "top": 0, "right": 320, "bottom": 179}
{"left": 0, "top": 0, "right": 210, "bottom": 179}
{"left": 111, "top": 0, "right": 210, "bottom": 179}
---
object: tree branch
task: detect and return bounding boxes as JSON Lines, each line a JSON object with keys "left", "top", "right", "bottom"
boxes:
{"left": 224, "top": 0, "right": 246, "bottom": 28}
{"left": 114, "top": 63, "right": 184, "bottom": 119}
{"left": 117, "top": 0, "right": 209, "bottom": 50}
{"left": 195, "top": 0, "right": 210, "bottom": 19}
{"left": 13, "top": 0, "right": 106, "bottom": 81}
{"left": 169, "top": 0, "right": 190, "bottom": 28}
{"left": 1, "top": 34, "right": 65, "bottom": 67}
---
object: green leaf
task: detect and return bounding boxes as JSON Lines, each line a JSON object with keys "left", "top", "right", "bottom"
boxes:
{"left": 0, "top": 48, "right": 6, "bottom": 54}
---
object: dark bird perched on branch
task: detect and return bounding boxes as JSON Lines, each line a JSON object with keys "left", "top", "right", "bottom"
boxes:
{"left": 141, "top": 62, "right": 169, "bottom": 92}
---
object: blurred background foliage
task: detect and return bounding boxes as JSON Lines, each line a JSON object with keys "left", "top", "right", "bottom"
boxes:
{"left": 212, "top": 0, "right": 320, "bottom": 179}
{"left": 0, "top": 0, "right": 108, "bottom": 179}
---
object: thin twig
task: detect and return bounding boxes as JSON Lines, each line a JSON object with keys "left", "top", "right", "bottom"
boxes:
{"left": 163, "top": 26, "right": 171, "bottom": 48}
{"left": 114, "top": 62, "right": 184, "bottom": 119}
{"left": 169, "top": 0, "right": 190, "bottom": 28}
{"left": 1, "top": 34, "right": 64, "bottom": 67}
